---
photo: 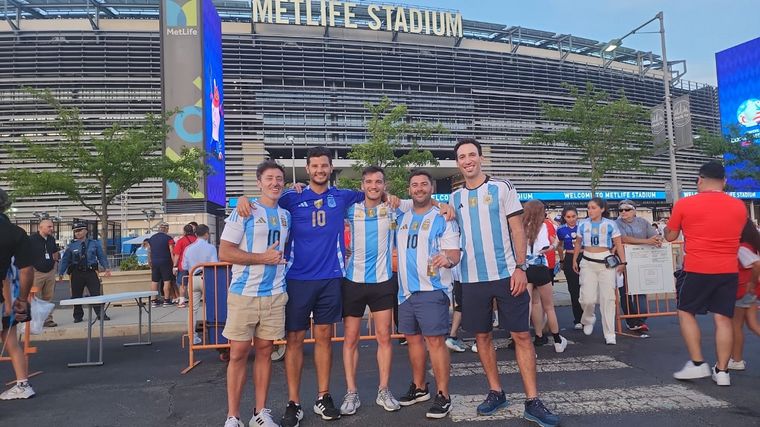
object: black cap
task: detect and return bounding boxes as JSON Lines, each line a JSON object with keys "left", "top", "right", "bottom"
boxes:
{"left": 72, "top": 221, "right": 88, "bottom": 231}
{"left": 698, "top": 160, "right": 725, "bottom": 180}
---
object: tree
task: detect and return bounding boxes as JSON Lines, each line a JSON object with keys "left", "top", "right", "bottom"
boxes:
{"left": 695, "top": 125, "right": 760, "bottom": 186}
{"left": 337, "top": 96, "right": 448, "bottom": 196}
{"left": 524, "top": 82, "right": 653, "bottom": 196}
{"left": 2, "top": 89, "right": 207, "bottom": 252}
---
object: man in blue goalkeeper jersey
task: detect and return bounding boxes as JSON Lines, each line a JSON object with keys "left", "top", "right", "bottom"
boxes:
{"left": 450, "top": 138, "right": 559, "bottom": 427}
{"left": 220, "top": 160, "right": 291, "bottom": 427}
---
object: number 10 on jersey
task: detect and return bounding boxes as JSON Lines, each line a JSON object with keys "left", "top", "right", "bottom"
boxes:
{"left": 312, "top": 210, "right": 326, "bottom": 227}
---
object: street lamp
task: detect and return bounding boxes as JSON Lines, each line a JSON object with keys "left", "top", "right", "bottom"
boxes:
{"left": 141, "top": 208, "right": 156, "bottom": 231}
{"left": 287, "top": 135, "right": 296, "bottom": 184}
{"left": 606, "top": 11, "right": 680, "bottom": 203}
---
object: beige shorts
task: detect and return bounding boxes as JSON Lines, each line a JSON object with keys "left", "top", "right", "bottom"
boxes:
{"left": 222, "top": 292, "right": 288, "bottom": 342}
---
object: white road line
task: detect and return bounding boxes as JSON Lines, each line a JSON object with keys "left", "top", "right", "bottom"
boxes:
{"left": 444, "top": 355, "right": 630, "bottom": 377}
{"left": 450, "top": 384, "right": 730, "bottom": 422}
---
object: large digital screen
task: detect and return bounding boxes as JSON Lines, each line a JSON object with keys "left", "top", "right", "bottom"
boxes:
{"left": 716, "top": 37, "right": 760, "bottom": 191}
{"left": 202, "top": 0, "right": 226, "bottom": 207}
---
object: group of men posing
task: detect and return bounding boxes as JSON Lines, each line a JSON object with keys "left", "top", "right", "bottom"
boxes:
{"left": 220, "top": 139, "right": 559, "bottom": 427}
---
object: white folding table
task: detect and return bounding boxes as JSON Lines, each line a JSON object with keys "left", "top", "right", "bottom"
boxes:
{"left": 59, "top": 291, "right": 158, "bottom": 367}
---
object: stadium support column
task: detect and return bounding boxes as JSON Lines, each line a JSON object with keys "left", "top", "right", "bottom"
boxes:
{"left": 658, "top": 12, "right": 680, "bottom": 203}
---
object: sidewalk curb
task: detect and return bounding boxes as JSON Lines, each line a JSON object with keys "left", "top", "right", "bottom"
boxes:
{"left": 31, "top": 322, "right": 187, "bottom": 342}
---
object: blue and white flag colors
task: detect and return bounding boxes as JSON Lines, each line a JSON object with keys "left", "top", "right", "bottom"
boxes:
{"left": 450, "top": 177, "right": 524, "bottom": 284}
{"left": 395, "top": 206, "right": 459, "bottom": 304}
{"left": 221, "top": 202, "right": 291, "bottom": 297}
{"left": 345, "top": 201, "right": 409, "bottom": 284}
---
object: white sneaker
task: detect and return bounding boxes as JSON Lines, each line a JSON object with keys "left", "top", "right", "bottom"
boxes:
{"left": 604, "top": 335, "right": 616, "bottom": 345}
{"left": 582, "top": 323, "right": 594, "bottom": 336}
{"left": 0, "top": 382, "right": 35, "bottom": 400}
{"left": 193, "top": 333, "right": 202, "bottom": 345}
{"left": 711, "top": 366, "right": 731, "bottom": 386}
{"left": 471, "top": 343, "right": 478, "bottom": 353}
{"left": 492, "top": 311, "right": 500, "bottom": 328}
{"left": 376, "top": 387, "right": 401, "bottom": 412}
{"left": 340, "top": 391, "right": 360, "bottom": 415}
{"left": 445, "top": 337, "right": 467, "bottom": 352}
{"left": 728, "top": 358, "right": 746, "bottom": 371}
{"left": 673, "top": 361, "right": 711, "bottom": 380}
{"left": 224, "top": 417, "right": 244, "bottom": 427}
{"left": 573, "top": 323, "right": 583, "bottom": 330}
{"left": 250, "top": 408, "right": 278, "bottom": 427}
{"left": 554, "top": 336, "right": 568, "bottom": 353}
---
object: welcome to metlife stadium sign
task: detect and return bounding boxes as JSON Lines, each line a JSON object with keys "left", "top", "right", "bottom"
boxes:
{"left": 252, "top": 0, "right": 464, "bottom": 38}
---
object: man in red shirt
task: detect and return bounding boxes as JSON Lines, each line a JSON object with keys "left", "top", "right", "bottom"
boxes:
{"left": 173, "top": 224, "right": 197, "bottom": 308}
{"left": 664, "top": 161, "right": 747, "bottom": 387}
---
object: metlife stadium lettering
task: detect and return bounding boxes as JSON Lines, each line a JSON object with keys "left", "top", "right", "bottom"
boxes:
{"left": 252, "top": 0, "right": 463, "bottom": 38}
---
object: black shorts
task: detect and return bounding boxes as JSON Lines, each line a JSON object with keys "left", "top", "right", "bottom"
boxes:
{"left": 453, "top": 281, "right": 462, "bottom": 312}
{"left": 461, "top": 278, "right": 530, "bottom": 333}
{"left": 342, "top": 278, "right": 395, "bottom": 317}
{"left": 151, "top": 263, "right": 174, "bottom": 283}
{"left": 677, "top": 272, "right": 738, "bottom": 317}
{"left": 526, "top": 265, "right": 553, "bottom": 286}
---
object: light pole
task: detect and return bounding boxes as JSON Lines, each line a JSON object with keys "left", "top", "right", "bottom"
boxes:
{"left": 287, "top": 135, "right": 296, "bottom": 184}
{"left": 605, "top": 11, "right": 680, "bottom": 202}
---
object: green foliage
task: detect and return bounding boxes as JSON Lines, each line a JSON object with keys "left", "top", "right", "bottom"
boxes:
{"left": 524, "top": 82, "right": 653, "bottom": 196}
{"left": 338, "top": 96, "right": 447, "bottom": 196}
{"left": 2, "top": 88, "right": 207, "bottom": 250}
{"left": 695, "top": 125, "right": 760, "bottom": 185}
{"left": 119, "top": 255, "right": 150, "bottom": 271}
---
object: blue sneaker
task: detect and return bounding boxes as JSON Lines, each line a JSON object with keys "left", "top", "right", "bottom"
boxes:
{"left": 476, "top": 389, "right": 508, "bottom": 416}
{"left": 524, "top": 398, "right": 560, "bottom": 427}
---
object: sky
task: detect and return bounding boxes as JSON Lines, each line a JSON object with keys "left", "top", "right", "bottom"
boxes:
{"left": 396, "top": 0, "right": 756, "bottom": 86}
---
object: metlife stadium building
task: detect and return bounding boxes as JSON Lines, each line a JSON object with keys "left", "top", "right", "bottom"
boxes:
{"left": 1, "top": 0, "right": 722, "bottom": 230}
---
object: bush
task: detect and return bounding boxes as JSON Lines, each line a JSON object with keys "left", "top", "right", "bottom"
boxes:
{"left": 120, "top": 255, "right": 150, "bottom": 271}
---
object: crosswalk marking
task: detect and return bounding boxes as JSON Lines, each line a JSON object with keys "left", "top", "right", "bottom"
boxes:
{"left": 445, "top": 355, "right": 630, "bottom": 377}
{"left": 450, "top": 384, "right": 730, "bottom": 423}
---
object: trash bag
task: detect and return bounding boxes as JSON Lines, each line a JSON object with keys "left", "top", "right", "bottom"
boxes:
{"left": 22, "top": 297, "right": 55, "bottom": 335}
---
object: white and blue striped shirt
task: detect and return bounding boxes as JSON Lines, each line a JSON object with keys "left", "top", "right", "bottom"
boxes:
{"left": 396, "top": 206, "right": 460, "bottom": 304}
{"left": 345, "top": 200, "right": 411, "bottom": 284}
{"left": 578, "top": 218, "right": 620, "bottom": 249}
{"left": 221, "top": 203, "right": 291, "bottom": 297}
{"left": 450, "top": 176, "right": 524, "bottom": 284}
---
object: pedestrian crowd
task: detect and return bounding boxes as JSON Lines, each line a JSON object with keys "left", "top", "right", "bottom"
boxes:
{"left": 0, "top": 140, "right": 757, "bottom": 427}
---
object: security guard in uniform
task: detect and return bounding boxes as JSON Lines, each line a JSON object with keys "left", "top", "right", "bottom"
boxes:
{"left": 58, "top": 222, "right": 111, "bottom": 323}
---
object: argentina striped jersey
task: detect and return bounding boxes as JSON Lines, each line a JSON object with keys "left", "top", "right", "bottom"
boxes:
{"left": 450, "top": 176, "right": 524, "bottom": 283}
{"left": 395, "top": 206, "right": 460, "bottom": 304}
{"left": 221, "top": 203, "right": 291, "bottom": 297}
{"left": 578, "top": 218, "right": 620, "bottom": 250}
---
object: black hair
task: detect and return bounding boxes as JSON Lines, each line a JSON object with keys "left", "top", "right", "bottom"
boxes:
{"left": 195, "top": 224, "right": 210, "bottom": 238}
{"left": 361, "top": 165, "right": 385, "bottom": 179}
{"left": 741, "top": 218, "right": 760, "bottom": 252}
{"left": 256, "top": 160, "right": 285, "bottom": 180}
{"left": 183, "top": 224, "right": 194, "bottom": 235}
{"left": 454, "top": 138, "right": 482, "bottom": 157}
{"left": 408, "top": 169, "right": 433, "bottom": 184}
{"left": 306, "top": 146, "right": 333, "bottom": 165}
{"left": 588, "top": 197, "right": 610, "bottom": 218}
{"left": 189, "top": 221, "right": 198, "bottom": 227}
{"left": 698, "top": 160, "right": 726, "bottom": 180}
{"left": 560, "top": 206, "right": 578, "bottom": 224}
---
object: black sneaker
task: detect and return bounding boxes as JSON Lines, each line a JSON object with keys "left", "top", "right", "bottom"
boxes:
{"left": 425, "top": 391, "right": 452, "bottom": 419}
{"left": 313, "top": 393, "right": 341, "bottom": 420}
{"left": 398, "top": 382, "right": 431, "bottom": 407}
{"left": 524, "top": 398, "right": 560, "bottom": 427}
{"left": 533, "top": 335, "right": 548, "bottom": 346}
{"left": 280, "top": 401, "right": 304, "bottom": 427}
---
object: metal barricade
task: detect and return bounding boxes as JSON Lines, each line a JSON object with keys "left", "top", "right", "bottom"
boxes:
{"left": 182, "top": 262, "right": 403, "bottom": 374}
{"left": 616, "top": 242, "right": 684, "bottom": 337}
{"left": 1, "top": 288, "right": 42, "bottom": 384}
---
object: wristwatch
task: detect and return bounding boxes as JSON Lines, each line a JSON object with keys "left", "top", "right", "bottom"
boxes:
{"left": 517, "top": 262, "right": 529, "bottom": 272}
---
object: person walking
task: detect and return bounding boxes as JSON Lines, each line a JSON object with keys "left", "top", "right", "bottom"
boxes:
{"left": 29, "top": 218, "right": 60, "bottom": 327}
{"left": 181, "top": 224, "right": 218, "bottom": 345}
{"left": 148, "top": 222, "right": 175, "bottom": 307}
{"left": 173, "top": 223, "right": 197, "bottom": 308}
{"left": 523, "top": 200, "right": 567, "bottom": 353}
{"left": 557, "top": 207, "right": 582, "bottom": 330}
{"left": 0, "top": 188, "right": 35, "bottom": 400}
{"left": 59, "top": 222, "right": 111, "bottom": 322}
{"left": 728, "top": 219, "right": 760, "bottom": 371}
{"left": 666, "top": 161, "right": 747, "bottom": 386}
{"left": 572, "top": 197, "right": 626, "bottom": 345}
